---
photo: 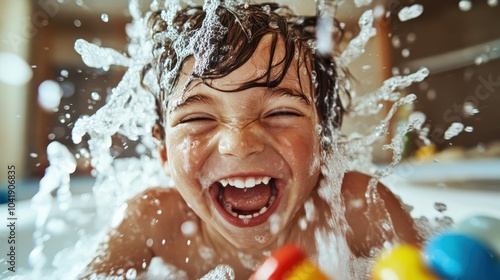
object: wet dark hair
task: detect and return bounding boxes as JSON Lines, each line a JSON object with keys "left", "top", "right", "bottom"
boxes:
{"left": 142, "top": 2, "right": 349, "bottom": 139}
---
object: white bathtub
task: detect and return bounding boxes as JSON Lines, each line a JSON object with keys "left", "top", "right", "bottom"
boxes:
{"left": 388, "top": 158, "right": 500, "bottom": 223}
{"left": 1, "top": 159, "right": 499, "bottom": 277}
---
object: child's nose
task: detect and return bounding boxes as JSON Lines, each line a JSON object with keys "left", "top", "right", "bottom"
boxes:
{"left": 218, "top": 125, "right": 265, "bottom": 158}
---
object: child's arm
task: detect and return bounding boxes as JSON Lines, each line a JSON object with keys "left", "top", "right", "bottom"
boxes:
{"left": 341, "top": 171, "right": 423, "bottom": 257}
{"left": 78, "top": 191, "right": 155, "bottom": 279}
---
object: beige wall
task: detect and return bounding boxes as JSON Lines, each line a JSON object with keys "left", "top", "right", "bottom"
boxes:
{"left": 0, "top": 0, "right": 31, "bottom": 182}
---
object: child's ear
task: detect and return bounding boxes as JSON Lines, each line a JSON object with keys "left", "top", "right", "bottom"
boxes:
{"left": 153, "top": 123, "right": 167, "bottom": 164}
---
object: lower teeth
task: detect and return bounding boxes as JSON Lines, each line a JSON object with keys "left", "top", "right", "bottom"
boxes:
{"left": 222, "top": 192, "right": 277, "bottom": 220}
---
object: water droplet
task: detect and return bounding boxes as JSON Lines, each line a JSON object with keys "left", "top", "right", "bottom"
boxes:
{"left": 146, "top": 238, "right": 153, "bottom": 247}
{"left": 373, "top": 5, "right": 385, "bottom": 18}
{"left": 38, "top": 80, "right": 63, "bottom": 111}
{"left": 268, "top": 21, "right": 279, "bottom": 29}
{"left": 444, "top": 122, "right": 464, "bottom": 140}
{"left": 181, "top": 221, "right": 197, "bottom": 236}
{"left": 406, "top": 33, "right": 417, "bottom": 43}
{"left": 401, "top": 48, "right": 410, "bottom": 58}
{"left": 434, "top": 202, "right": 447, "bottom": 213}
{"left": 74, "top": 19, "right": 81, "bottom": 27}
{"left": 463, "top": 101, "right": 479, "bottom": 116}
{"left": 262, "top": 4, "right": 271, "bottom": 14}
{"left": 459, "top": 0, "right": 472, "bottom": 11}
{"left": 475, "top": 55, "right": 484, "bottom": 65}
{"left": 488, "top": 0, "right": 498, "bottom": 6}
{"left": 60, "top": 69, "right": 69, "bottom": 78}
{"left": 392, "top": 67, "right": 400, "bottom": 76}
{"left": 125, "top": 268, "right": 137, "bottom": 279}
{"left": 435, "top": 216, "right": 454, "bottom": 229}
{"left": 254, "top": 235, "right": 267, "bottom": 244}
{"left": 30, "top": 153, "right": 38, "bottom": 158}
{"left": 269, "top": 214, "right": 281, "bottom": 234}
{"left": 91, "top": 91, "right": 101, "bottom": 101}
{"left": 391, "top": 35, "right": 401, "bottom": 48}
{"left": 101, "top": 13, "right": 109, "bottom": 22}
{"left": 298, "top": 217, "right": 309, "bottom": 230}
{"left": 354, "top": 0, "right": 373, "bottom": 7}
{"left": 464, "top": 126, "right": 474, "bottom": 132}
{"left": 0, "top": 52, "right": 33, "bottom": 86}
{"left": 398, "top": 4, "right": 424, "bottom": 22}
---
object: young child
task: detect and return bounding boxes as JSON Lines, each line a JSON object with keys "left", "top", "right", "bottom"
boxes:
{"left": 80, "top": 3, "right": 422, "bottom": 279}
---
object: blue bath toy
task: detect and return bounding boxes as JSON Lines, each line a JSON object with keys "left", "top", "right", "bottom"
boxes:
{"left": 424, "top": 233, "right": 500, "bottom": 280}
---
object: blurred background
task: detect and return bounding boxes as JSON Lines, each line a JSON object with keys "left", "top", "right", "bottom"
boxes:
{"left": 1, "top": 0, "right": 500, "bottom": 203}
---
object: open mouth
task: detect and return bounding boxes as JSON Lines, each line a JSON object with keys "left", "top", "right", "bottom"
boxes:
{"left": 209, "top": 176, "right": 281, "bottom": 227}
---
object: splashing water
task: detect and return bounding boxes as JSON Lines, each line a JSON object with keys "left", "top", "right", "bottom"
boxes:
{"left": 398, "top": 4, "right": 424, "bottom": 22}
{"left": 21, "top": 0, "right": 448, "bottom": 279}
{"left": 29, "top": 142, "right": 76, "bottom": 273}
{"left": 444, "top": 122, "right": 465, "bottom": 140}
{"left": 316, "top": 0, "right": 339, "bottom": 56}
{"left": 338, "top": 10, "right": 377, "bottom": 67}
{"left": 354, "top": 0, "right": 372, "bottom": 8}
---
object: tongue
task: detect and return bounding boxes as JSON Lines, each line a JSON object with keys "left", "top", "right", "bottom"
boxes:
{"left": 223, "top": 183, "right": 271, "bottom": 211}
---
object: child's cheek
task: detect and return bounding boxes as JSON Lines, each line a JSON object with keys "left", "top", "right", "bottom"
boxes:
{"left": 170, "top": 136, "right": 202, "bottom": 175}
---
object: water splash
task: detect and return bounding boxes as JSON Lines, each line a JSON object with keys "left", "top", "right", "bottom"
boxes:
{"left": 350, "top": 68, "right": 429, "bottom": 116}
{"left": 199, "top": 265, "right": 235, "bottom": 280}
{"left": 338, "top": 10, "right": 377, "bottom": 67}
{"left": 23, "top": 0, "right": 443, "bottom": 279}
{"left": 316, "top": 0, "right": 339, "bottom": 56}
{"left": 74, "top": 39, "right": 131, "bottom": 71}
{"left": 29, "top": 142, "right": 76, "bottom": 273}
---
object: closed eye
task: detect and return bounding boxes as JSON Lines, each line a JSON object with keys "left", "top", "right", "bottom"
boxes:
{"left": 179, "top": 115, "right": 215, "bottom": 124}
{"left": 266, "top": 110, "right": 303, "bottom": 118}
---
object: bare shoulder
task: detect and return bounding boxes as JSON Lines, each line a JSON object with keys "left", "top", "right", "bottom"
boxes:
{"left": 341, "top": 171, "right": 423, "bottom": 257}
{"left": 79, "top": 187, "right": 190, "bottom": 279}
{"left": 129, "top": 187, "right": 187, "bottom": 217}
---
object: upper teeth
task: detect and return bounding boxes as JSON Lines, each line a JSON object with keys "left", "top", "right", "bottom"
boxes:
{"left": 219, "top": 176, "right": 271, "bottom": 189}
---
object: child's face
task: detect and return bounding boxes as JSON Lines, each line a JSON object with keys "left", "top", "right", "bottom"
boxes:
{"left": 164, "top": 35, "right": 321, "bottom": 249}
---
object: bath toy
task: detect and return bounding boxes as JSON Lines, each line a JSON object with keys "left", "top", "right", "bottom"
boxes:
{"left": 371, "top": 244, "right": 440, "bottom": 280}
{"left": 424, "top": 232, "right": 500, "bottom": 280}
{"left": 455, "top": 215, "right": 500, "bottom": 254}
{"left": 250, "top": 244, "right": 329, "bottom": 280}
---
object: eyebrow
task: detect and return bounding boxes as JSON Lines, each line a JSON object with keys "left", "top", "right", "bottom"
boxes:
{"left": 170, "top": 87, "right": 311, "bottom": 113}
{"left": 170, "top": 93, "right": 217, "bottom": 113}
{"left": 267, "top": 87, "right": 311, "bottom": 106}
